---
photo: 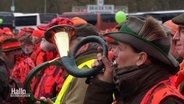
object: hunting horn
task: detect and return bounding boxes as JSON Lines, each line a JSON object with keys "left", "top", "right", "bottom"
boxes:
{"left": 24, "top": 24, "right": 75, "bottom": 104}
{"left": 24, "top": 24, "right": 108, "bottom": 104}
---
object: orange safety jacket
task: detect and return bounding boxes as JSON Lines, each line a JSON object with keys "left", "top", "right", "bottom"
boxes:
{"left": 175, "top": 60, "right": 184, "bottom": 88}
{"left": 141, "top": 76, "right": 184, "bottom": 104}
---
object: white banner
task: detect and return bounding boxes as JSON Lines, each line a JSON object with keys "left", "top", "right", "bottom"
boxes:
{"left": 87, "top": 5, "right": 114, "bottom": 14}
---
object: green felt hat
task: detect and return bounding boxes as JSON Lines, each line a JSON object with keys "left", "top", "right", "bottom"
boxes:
{"left": 104, "top": 16, "right": 179, "bottom": 74}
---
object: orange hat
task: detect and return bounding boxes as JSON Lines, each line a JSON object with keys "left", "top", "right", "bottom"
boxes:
{"left": 18, "top": 27, "right": 34, "bottom": 36}
{"left": 0, "top": 29, "right": 3, "bottom": 35}
{"left": 0, "top": 36, "right": 8, "bottom": 43}
{"left": 163, "top": 20, "right": 178, "bottom": 35}
{"left": 37, "top": 17, "right": 73, "bottom": 31}
{"left": 71, "top": 17, "right": 87, "bottom": 25}
{"left": 1, "top": 38, "right": 21, "bottom": 52}
{"left": 21, "top": 27, "right": 34, "bottom": 32}
{"left": 32, "top": 29, "right": 45, "bottom": 38}
{"left": 3, "top": 27, "right": 14, "bottom": 37}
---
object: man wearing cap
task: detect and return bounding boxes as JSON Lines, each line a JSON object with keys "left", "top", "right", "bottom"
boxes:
{"left": 55, "top": 20, "right": 100, "bottom": 104}
{"left": 1, "top": 38, "right": 35, "bottom": 85}
{"left": 10, "top": 38, "right": 35, "bottom": 84}
{"left": 33, "top": 17, "right": 100, "bottom": 104}
{"left": 32, "top": 17, "right": 73, "bottom": 99}
{"left": 1, "top": 38, "right": 25, "bottom": 103}
{"left": 1, "top": 38, "right": 23, "bottom": 70}
{"left": 29, "top": 28, "right": 59, "bottom": 98}
{"left": 83, "top": 16, "right": 184, "bottom": 104}
{"left": 32, "top": 17, "right": 73, "bottom": 66}
{"left": 171, "top": 13, "right": 184, "bottom": 94}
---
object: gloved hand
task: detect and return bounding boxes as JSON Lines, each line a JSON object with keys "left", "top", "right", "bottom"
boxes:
{"left": 34, "top": 97, "right": 54, "bottom": 104}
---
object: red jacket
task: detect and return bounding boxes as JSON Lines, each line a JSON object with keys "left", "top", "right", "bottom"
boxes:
{"left": 33, "top": 66, "right": 66, "bottom": 98}
{"left": 10, "top": 54, "right": 35, "bottom": 84}
{"left": 141, "top": 76, "right": 184, "bottom": 104}
{"left": 32, "top": 50, "right": 67, "bottom": 98}
{"left": 30, "top": 43, "right": 41, "bottom": 64}
{"left": 175, "top": 60, "right": 184, "bottom": 87}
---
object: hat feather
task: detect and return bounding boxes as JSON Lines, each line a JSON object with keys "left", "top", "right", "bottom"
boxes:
{"left": 139, "top": 16, "right": 167, "bottom": 41}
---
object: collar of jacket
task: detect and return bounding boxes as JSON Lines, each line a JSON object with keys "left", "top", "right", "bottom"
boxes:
{"left": 75, "top": 51, "right": 97, "bottom": 66}
{"left": 113, "top": 63, "right": 171, "bottom": 104}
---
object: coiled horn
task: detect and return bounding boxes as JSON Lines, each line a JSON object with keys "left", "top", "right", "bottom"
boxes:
{"left": 24, "top": 24, "right": 108, "bottom": 104}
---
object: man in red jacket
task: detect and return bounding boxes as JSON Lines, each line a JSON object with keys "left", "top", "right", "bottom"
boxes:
{"left": 30, "top": 29, "right": 45, "bottom": 63}
{"left": 1, "top": 38, "right": 26, "bottom": 104}
{"left": 10, "top": 38, "right": 35, "bottom": 84}
{"left": 32, "top": 17, "right": 73, "bottom": 99}
{"left": 171, "top": 13, "right": 184, "bottom": 94}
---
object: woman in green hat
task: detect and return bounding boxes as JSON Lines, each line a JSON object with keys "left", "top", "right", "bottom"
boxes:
{"left": 84, "top": 16, "right": 184, "bottom": 104}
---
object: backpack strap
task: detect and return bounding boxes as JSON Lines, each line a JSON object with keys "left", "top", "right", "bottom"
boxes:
{"left": 141, "top": 76, "right": 184, "bottom": 104}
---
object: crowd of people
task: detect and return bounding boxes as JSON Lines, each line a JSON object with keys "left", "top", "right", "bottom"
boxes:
{"left": 0, "top": 13, "right": 184, "bottom": 104}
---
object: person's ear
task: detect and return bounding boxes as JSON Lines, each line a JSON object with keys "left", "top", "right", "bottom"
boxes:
{"left": 76, "top": 43, "right": 89, "bottom": 55}
{"left": 136, "top": 52, "right": 148, "bottom": 66}
{"left": 81, "top": 44, "right": 89, "bottom": 51}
